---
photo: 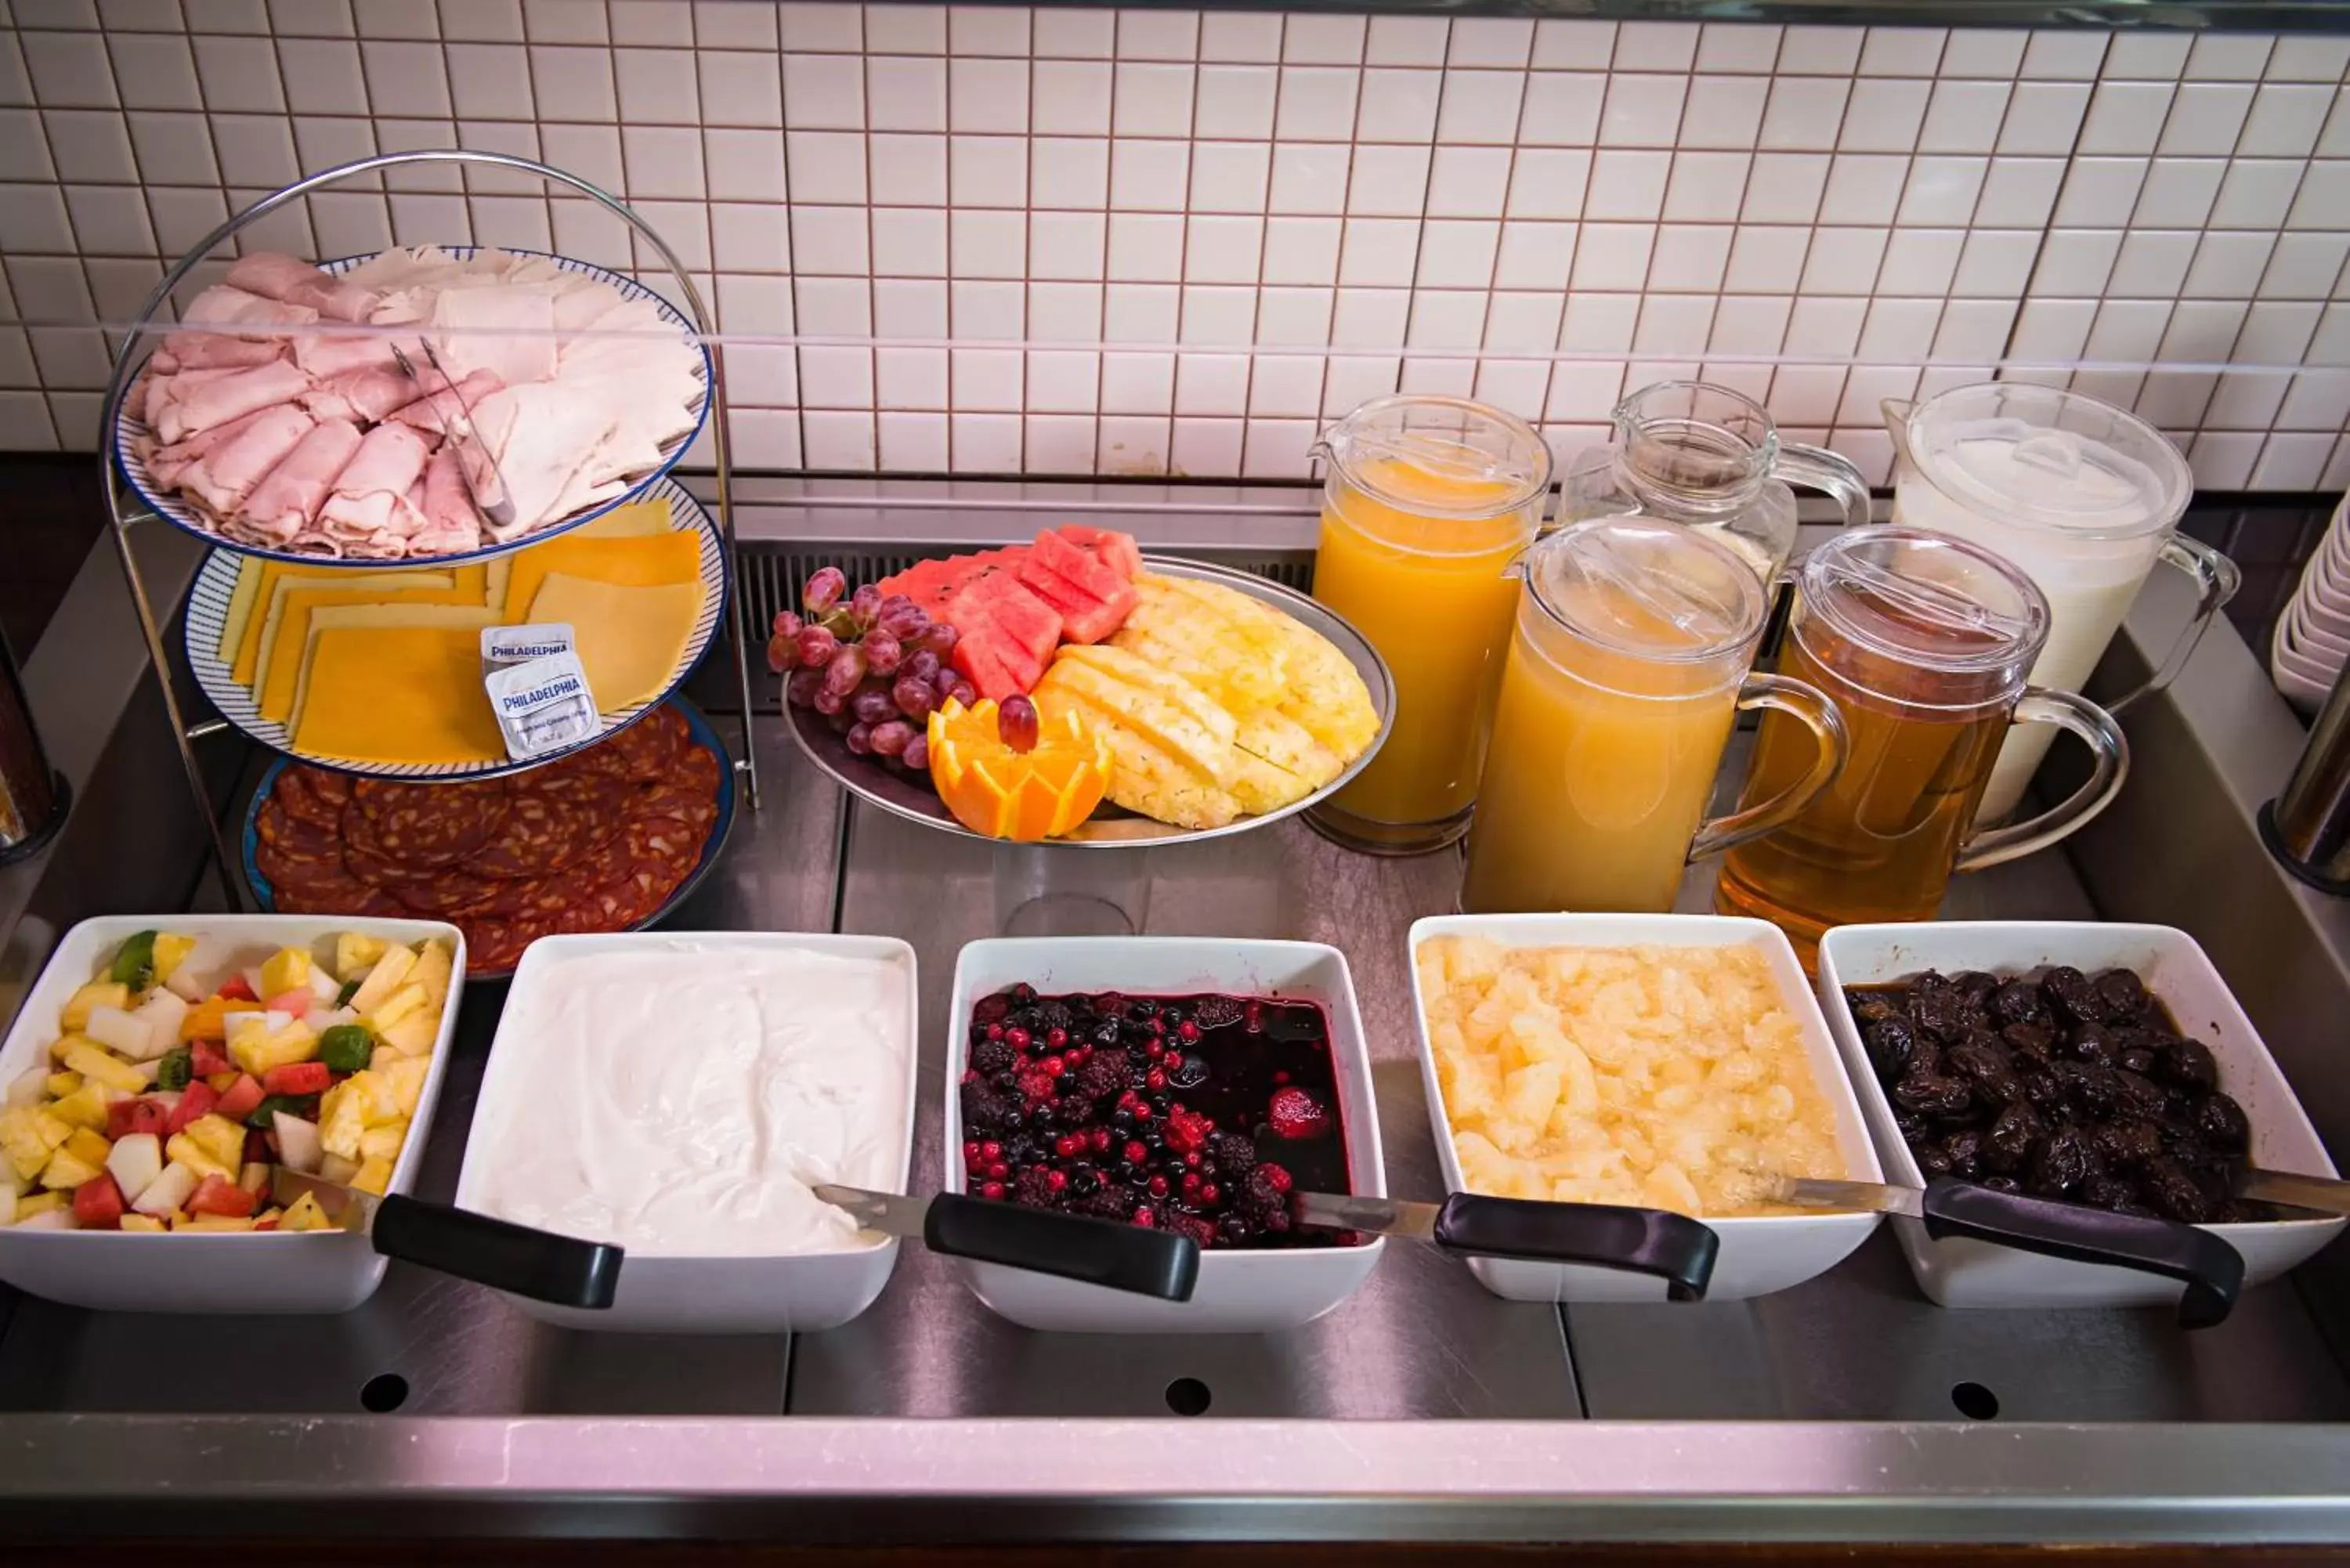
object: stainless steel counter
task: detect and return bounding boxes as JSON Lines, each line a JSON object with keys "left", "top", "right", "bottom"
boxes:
{"left": 2, "top": 488, "right": 2348, "bottom": 1543}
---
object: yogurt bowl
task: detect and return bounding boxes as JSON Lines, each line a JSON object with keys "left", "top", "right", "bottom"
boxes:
{"left": 454, "top": 931, "right": 918, "bottom": 1332}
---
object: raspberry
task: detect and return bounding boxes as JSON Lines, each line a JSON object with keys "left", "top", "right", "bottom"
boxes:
{"left": 1266, "top": 1086, "right": 1329, "bottom": 1140}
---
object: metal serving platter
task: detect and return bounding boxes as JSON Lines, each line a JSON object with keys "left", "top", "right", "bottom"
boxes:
{"left": 783, "top": 556, "right": 1395, "bottom": 847}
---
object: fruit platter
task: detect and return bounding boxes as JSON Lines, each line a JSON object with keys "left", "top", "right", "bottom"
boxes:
{"left": 775, "top": 526, "right": 1394, "bottom": 847}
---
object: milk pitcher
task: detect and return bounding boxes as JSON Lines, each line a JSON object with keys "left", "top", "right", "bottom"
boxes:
{"left": 1882, "top": 383, "right": 2236, "bottom": 824}
{"left": 1560, "top": 381, "right": 1872, "bottom": 586}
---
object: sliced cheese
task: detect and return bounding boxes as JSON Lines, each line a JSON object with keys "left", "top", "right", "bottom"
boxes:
{"left": 527, "top": 572, "right": 700, "bottom": 712}
{"left": 245, "top": 568, "right": 456, "bottom": 691}
{"left": 291, "top": 604, "right": 502, "bottom": 729}
{"left": 218, "top": 556, "right": 266, "bottom": 665}
{"left": 259, "top": 583, "right": 489, "bottom": 725}
{"left": 291, "top": 627, "right": 505, "bottom": 766}
{"left": 576, "top": 497, "right": 673, "bottom": 538}
{"left": 501, "top": 528, "right": 698, "bottom": 621}
{"left": 485, "top": 555, "right": 510, "bottom": 612}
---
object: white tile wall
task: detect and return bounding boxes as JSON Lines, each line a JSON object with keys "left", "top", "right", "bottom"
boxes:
{"left": 1, "top": 2, "right": 2346, "bottom": 483}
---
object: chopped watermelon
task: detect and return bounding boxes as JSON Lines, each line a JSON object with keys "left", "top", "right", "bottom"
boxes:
{"left": 1055, "top": 525, "right": 1143, "bottom": 581}
{"left": 949, "top": 575, "right": 1061, "bottom": 667}
{"left": 951, "top": 634, "right": 1037, "bottom": 703}
{"left": 877, "top": 547, "right": 1030, "bottom": 616}
{"left": 1020, "top": 529, "right": 1140, "bottom": 643}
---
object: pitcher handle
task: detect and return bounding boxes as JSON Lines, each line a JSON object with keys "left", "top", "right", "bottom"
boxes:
{"left": 1687, "top": 674, "right": 1848, "bottom": 862}
{"left": 1954, "top": 688, "right": 2129, "bottom": 873}
{"left": 1775, "top": 443, "right": 1875, "bottom": 532}
{"left": 2106, "top": 534, "right": 2242, "bottom": 715}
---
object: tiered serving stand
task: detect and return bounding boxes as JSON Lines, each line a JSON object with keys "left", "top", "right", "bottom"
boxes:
{"left": 94, "top": 150, "right": 763, "bottom": 908}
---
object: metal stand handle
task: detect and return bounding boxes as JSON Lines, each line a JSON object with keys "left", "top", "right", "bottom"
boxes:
{"left": 94, "top": 150, "right": 761, "bottom": 911}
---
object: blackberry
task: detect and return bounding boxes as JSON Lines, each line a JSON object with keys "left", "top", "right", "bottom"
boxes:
{"left": 1076, "top": 1048, "right": 1130, "bottom": 1102}
{"left": 1036, "top": 1000, "right": 1076, "bottom": 1034}
{"left": 1081, "top": 1184, "right": 1136, "bottom": 1220}
{"left": 1208, "top": 1131, "right": 1257, "bottom": 1172}
{"left": 970, "top": 1039, "right": 1016, "bottom": 1076}
{"left": 961, "top": 1082, "right": 1017, "bottom": 1134}
{"left": 1191, "top": 996, "right": 1244, "bottom": 1030}
{"left": 1167, "top": 1212, "right": 1217, "bottom": 1249}
{"left": 1013, "top": 1166, "right": 1057, "bottom": 1208}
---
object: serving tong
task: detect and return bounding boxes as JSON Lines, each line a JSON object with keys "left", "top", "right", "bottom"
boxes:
{"left": 388, "top": 338, "right": 517, "bottom": 529}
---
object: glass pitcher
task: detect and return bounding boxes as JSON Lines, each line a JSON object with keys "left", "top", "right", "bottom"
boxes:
{"left": 1882, "top": 381, "right": 2236, "bottom": 825}
{"left": 1559, "top": 381, "right": 1872, "bottom": 585}
{"left": 1306, "top": 394, "right": 1553, "bottom": 855}
{"left": 1461, "top": 517, "right": 1846, "bottom": 916}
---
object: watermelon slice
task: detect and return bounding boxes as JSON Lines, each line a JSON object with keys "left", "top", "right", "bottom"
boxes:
{"left": 950, "top": 634, "right": 1029, "bottom": 702}
{"left": 1018, "top": 529, "right": 1139, "bottom": 643}
{"left": 1055, "top": 525, "right": 1143, "bottom": 582}
{"left": 878, "top": 547, "right": 1029, "bottom": 616}
{"left": 949, "top": 573, "right": 1061, "bottom": 668}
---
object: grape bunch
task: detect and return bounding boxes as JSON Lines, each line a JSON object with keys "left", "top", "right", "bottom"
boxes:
{"left": 768, "top": 565, "right": 978, "bottom": 772}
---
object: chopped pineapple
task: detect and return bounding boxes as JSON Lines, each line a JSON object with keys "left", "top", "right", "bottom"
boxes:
{"left": 258, "top": 947, "right": 312, "bottom": 999}
{"left": 374, "top": 1010, "right": 438, "bottom": 1057}
{"left": 42, "top": 1070, "right": 81, "bottom": 1100}
{"left": 40, "top": 1145, "right": 105, "bottom": 1191}
{"left": 13, "top": 1190, "right": 67, "bottom": 1220}
{"left": 164, "top": 1132, "right": 233, "bottom": 1183}
{"left": 316, "top": 1079, "right": 367, "bottom": 1159}
{"left": 63, "top": 1127, "right": 110, "bottom": 1166}
{"left": 237, "top": 1161, "right": 272, "bottom": 1194}
{"left": 347, "top": 945, "right": 415, "bottom": 1015}
{"left": 0, "top": 1107, "right": 72, "bottom": 1181}
{"left": 181, "top": 1214, "right": 255, "bottom": 1232}
{"left": 362, "top": 982, "right": 428, "bottom": 1035}
{"left": 47, "top": 1031, "right": 100, "bottom": 1065}
{"left": 150, "top": 933, "right": 197, "bottom": 985}
{"left": 118, "top": 1213, "right": 167, "bottom": 1233}
{"left": 406, "top": 940, "right": 454, "bottom": 1008}
{"left": 278, "top": 1190, "right": 333, "bottom": 1232}
{"left": 379, "top": 1056, "right": 429, "bottom": 1118}
{"left": 60, "top": 982, "right": 129, "bottom": 1032}
{"left": 46, "top": 1081, "right": 110, "bottom": 1133}
{"left": 316, "top": 1151, "right": 361, "bottom": 1185}
{"left": 230, "top": 1021, "right": 317, "bottom": 1077}
{"left": 185, "top": 1114, "right": 247, "bottom": 1172}
{"left": 61, "top": 1042, "right": 147, "bottom": 1096}
{"left": 357, "top": 1120, "right": 408, "bottom": 1162}
{"left": 179, "top": 995, "right": 231, "bottom": 1042}
{"left": 334, "top": 933, "right": 389, "bottom": 982}
{"left": 350, "top": 1155, "right": 392, "bottom": 1195}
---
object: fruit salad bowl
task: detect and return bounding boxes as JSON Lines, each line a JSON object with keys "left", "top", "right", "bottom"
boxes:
{"left": 786, "top": 558, "right": 1394, "bottom": 849}
{"left": 944, "top": 937, "right": 1386, "bottom": 1332}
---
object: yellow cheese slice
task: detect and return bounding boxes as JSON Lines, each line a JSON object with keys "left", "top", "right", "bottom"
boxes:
{"left": 218, "top": 557, "right": 266, "bottom": 665}
{"left": 258, "top": 583, "right": 488, "bottom": 725}
{"left": 502, "top": 528, "right": 698, "bottom": 621}
{"left": 527, "top": 573, "right": 700, "bottom": 712}
{"left": 486, "top": 555, "right": 510, "bottom": 612}
{"left": 291, "top": 604, "right": 502, "bottom": 732}
{"left": 241, "top": 565, "right": 476, "bottom": 688}
{"left": 291, "top": 627, "right": 504, "bottom": 766}
{"left": 576, "top": 497, "right": 673, "bottom": 538}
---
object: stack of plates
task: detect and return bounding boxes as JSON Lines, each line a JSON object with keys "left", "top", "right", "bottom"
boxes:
{"left": 2272, "top": 493, "right": 2350, "bottom": 715}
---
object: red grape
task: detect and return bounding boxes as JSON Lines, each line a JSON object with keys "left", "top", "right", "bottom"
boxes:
{"left": 904, "top": 648, "right": 940, "bottom": 685}
{"left": 849, "top": 583, "right": 883, "bottom": 627}
{"left": 851, "top": 687, "right": 895, "bottom": 724}
{"left": 948, "top": 678, "right": 978, "bottom": 708}
{"left": 921, "top": 622, "right": 959, "bottom": 656}
{"left": 863, "top": 630, "right": 903, "bottom": 675}
{"left": 812, "top": 686, "right": 847, "bottom": 717}
{"left": 795, "top": 625, "right": 840, "bottom": 668}
{"left": 931, "top": 666, "right": 961, "bottom": 702}
{"left": 845, "top": 721, "right": 873, "bottom": 754}
{"left": 772, "top": 609, "right": 804, "bottom": 639}
{"left": 902, "top": 733, "right": 930, "bottom": 771}
{"left": 823, "top": 644, "right": 868, "bottom": 698}
{"left": 891, "top": 677, "right": 936, "bottom": 719}
{"left": 870, "top": 720, "right": 913, "bottom": 757}
{"left": 785, "top": 669, "right": 824, "bottom": 707}
{"left": 998, "top": 695, "right": 1040, "bottom": 753}
{"left": 766, "top": 634, "right": 798, "bottom": 674}
{"left": 802, "top": 566, "right": 847, "bottom": 615}
{"left": 877, "top": 602, "right": 930, "bottom": 641}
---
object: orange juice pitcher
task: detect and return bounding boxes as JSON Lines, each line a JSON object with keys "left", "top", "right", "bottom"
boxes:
{"left": 1307, "top": 395, "right": 1551, "bottom": 854}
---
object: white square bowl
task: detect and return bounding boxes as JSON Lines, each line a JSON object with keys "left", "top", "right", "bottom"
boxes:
{"left": 1407, "top": 912, "right": 1884, "bottom": 1303}
{"left": 454, "top": 931, "right": 919, "bottom": 1333}
{"left": 945, "top": 937, "right": 1386, "bottom": 1334}
{"left": 0, "top": 914, "right": 465, "bottom": 1314}
{"left": 1816, "top": 922, "right": 2345, "bottom": 1311}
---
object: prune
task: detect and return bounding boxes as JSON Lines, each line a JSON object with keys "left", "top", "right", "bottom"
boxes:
{"left": 1989, "top": 980, "right": 2046, "bottom": 1028}
{"left": 2144, "top": 1158, "right": 2215, "bottom": 1224}
{"left": 1941, "top": 1127, "right": 1986, "bottom": 1180}
{"left": 2053, "top": 1060, "right": 2121, "bottom": 1118}
{"left": 2042, "top": 966, "right": 2099, "bottom": 1027}
{"left": 2001, "top": 1021, "right": 2057, "bottom": 1060}
{"left": 2194, "top": 1092, "right": 2251, "bottom": 1153}
{"left": 2111, "top": 1068, "right": 2169, "bottom": 1122}
{"left": 2030, "top": 1125, "right": 2096, "bottom": 1197}
{"left": 1915, "top": 1143, "right": 1954, "bottom": 1178}
{"left": 1984, "top": 1103, "right": 2044, "bottom": 1172}
{"left": 2089, "top": 1118, "right": 2163, "bottom": 1169}
{"left": 2019, "top": 1068, "right": 2063, "bottom": 1111}
{"left": 2164, "top": 1038, "right": 2218, "bottom": 1093}
{"left": 2092, "top": 967, "right": 2151, "bottom": 1025}
{"left": 1862, "top": 1017, "right": 1918, "bottom": 1085}
{"left": 2117, "top": 1046, "right": 2158, "bottom": 1075}
{"left": 1893, "top": 1107, "right": 1929, "bottom": 1144}
{"left": 1954, "top": 970, "right": 2001, "bottom": 1007}
{"left": 1895, "top": 1071, "right": 1976, "bottom": 1122}
{"left": 2066, "top": 1022, "right": 2115, "bottom": 1065}
{"left": 1947, "top": 1037, "right": 2012, "bottom": 1084}
{"left": 1909, "top": 988, "right": 1970, "bottom": 1045}
{"left": 1848, "top": 992, "right": 1900, "bottom": 1028}
{"left": 2080, "top": 1175, "right": 2142, "bottom": 1212}
{"left": 1979, "top": 1175, "right": 2024, "bottom": 1196}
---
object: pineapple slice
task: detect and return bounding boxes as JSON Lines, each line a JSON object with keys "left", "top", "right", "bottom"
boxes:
{"left": 230, "top": 1021, "right": 318, "bottom": 1077}
{"left": 185, "top": 1114, "right": 248, "bottom": 1172}
{"left": 258, "top": 947, "right": 311, "bottom": 999}
{"left": 118, "top": 1213, "right": 167, "bottom": 1233}
{"left": 278, "top": 1190, "right": 334, "bottom": 1233}
{"left": 42, "top": 1070, "right": 81, "bottom": 1100}
{"left": 60, "top": 982, "right": 129, "bottom": 1032}
{"left": 47, "top": 1081, "right": 110, "bottom": 1133}
{"left": 334, "top": 933, "right": 389, "bottom": 983}
{"left": 164, "top": 1133, "right": 233, "bottom": 1183}
{"left": 0, "top": 1107, "right": 72, "bottom": 1181}
{"left": 61, "top": 1042, "right": 148, "bottom": 1096}
{"left": 350, "top": 1155, "right": 393, "bottom": 1195}
{"left": 347, "top": 945, "right": 416, "bottom": 1015}
{"left": 150, "top": 933, "right": 197, "bottom": 985}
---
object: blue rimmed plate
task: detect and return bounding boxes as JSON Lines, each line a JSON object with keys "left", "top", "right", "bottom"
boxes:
{"left": 112, "top": 245, "right": 711, "bottom": 569}
{"left": 183, "top": 472, "right": 726, "bottom": 781}
{"left": 240, "top": 698, "right": 740, "bottom": 981}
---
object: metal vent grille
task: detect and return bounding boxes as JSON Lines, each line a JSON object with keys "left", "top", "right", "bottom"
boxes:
{"left": 728, "top": 544, "right": 1314, "bottom": 712}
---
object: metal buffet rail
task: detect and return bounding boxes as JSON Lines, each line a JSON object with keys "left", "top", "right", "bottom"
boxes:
{"left": 2, "top": 483, "right": 2350, "bottom": 1545}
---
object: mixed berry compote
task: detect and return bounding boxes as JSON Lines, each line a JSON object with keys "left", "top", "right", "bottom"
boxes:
{"left": 958, "top": 985, "right": 1358, "bottom": 1251}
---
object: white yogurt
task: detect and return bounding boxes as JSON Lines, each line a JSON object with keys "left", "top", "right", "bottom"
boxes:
{"left": 468, "top": 943, "right": 913, "bottom": 1257}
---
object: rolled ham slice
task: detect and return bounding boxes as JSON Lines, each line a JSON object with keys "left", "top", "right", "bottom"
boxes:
{"left": 137, "top": 406, "right": 273, "bottom": 487}
{"left": 415, "top": 440, "right": 487, "bottom": 551}
{"left": 239, "top": 416, "right": 364, "bottom": 539}
{"left": 293, "top": 330, "right": 401, "bottom": 381}
{"left": 150, "top": 359, "right": 311, "bottom": 444}
{"left": 180, "top": 284, "right": 317, "bottom": 334}
{"left": 226, "top": 252, "right": 381, "bottom": 325}
{"left": 317, "top": 422, "right": 434, "bottom": 549}
{"left": 182, "top": 405, "right": 316, "bottom": 523}
{"left": 144, "top": 364, "right": 238, "bottom": 428}
{"left": 383, "top": 368, "right": 504, "bottom": 435}
{"left": 157, "top": 331, "right": 287, "bottom": 371}
{"left": 298, "top": 361, "right": 465, "bottom": 425}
